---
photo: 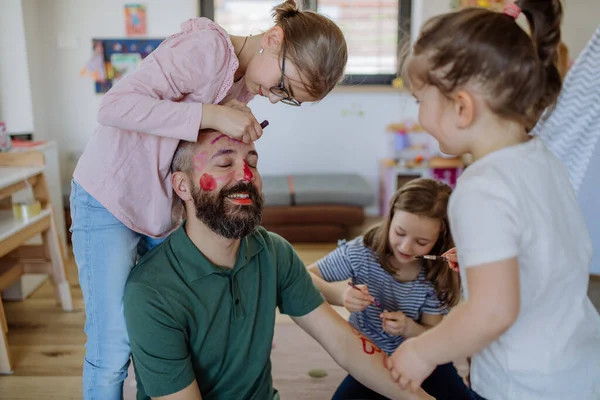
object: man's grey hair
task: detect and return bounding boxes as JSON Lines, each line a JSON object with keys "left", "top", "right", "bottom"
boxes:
{"left": 170, "top": 129, "right": 216, "bottom": 173}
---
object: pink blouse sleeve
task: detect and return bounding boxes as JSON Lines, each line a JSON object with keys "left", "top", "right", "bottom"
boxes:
{"left": 97, "top": 29, "right": 231, "bottom": 142}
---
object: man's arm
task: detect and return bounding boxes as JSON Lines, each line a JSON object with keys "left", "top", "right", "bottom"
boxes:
{"left": 307, "top": 264, "right": 346, "bottom": 306}
{"left": 293, "top": 302, "right": 434, "bottom": 400}
{"left": 153, "top": 381, "right": 202, "bottom": 400}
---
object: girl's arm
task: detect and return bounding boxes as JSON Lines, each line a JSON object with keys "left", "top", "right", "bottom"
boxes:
{"left": 380, "top": 311, "right": 443, "bottom": 339}
{"left": 410, "top": 258, "right": 519, "bottom": 364}
{"left": 405, "top": 313, "right": 443, "bottom": 338}
{"left": 308, "top": 264, "right": 346, "bottom": 306}
{"left": 97, "top": 30, "right": 259, "bottom": 142}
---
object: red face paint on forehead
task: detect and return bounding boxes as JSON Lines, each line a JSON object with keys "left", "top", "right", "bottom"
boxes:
{"left": 210, "top": 134, "right": 244, "bottom": 145}
{"left": 210, "top": 134, "right": 227, "bottom": 145}
{"left": 199, "top": 173, "right": 217, "bottom": 191}
{"left": 243, "top": 161, "right": 253, "bottom": 181}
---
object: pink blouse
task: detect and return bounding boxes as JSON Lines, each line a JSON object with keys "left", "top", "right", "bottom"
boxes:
{"left": 74, "top": 18, "right": 254, "bottom": 237}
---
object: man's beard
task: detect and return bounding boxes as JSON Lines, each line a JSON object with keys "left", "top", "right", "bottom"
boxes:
{"left": 192, "top": 181, "right": 264, "bottom": 239}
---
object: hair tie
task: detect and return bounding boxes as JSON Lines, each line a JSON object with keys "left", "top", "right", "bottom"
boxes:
{"left": 284, "top": 9, "right": 299, "bottom": 19}
{"left": 503, "top": 3, "right": 521, "bottom": 19}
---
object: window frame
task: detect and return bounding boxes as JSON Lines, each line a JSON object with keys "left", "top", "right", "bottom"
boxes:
{"left": 198, "top": 0, "right": 411, "bottom": 85}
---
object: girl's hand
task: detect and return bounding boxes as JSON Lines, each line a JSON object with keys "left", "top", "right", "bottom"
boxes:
{"left": 380, "top": 311, "right": 409, "bottom": 336}
{"left": 452, "top": 357, "right": 471, "bottom": 388}
{"left": 223, "top": 98, "right": 252, "bottom": 113}
{"left": 387, "top": 338, "right": 436, "bottom": 393}
{"left": 343, "top": 284, "right": 374, "bottom": 313}
{"left": 442, "top": 248, "right": 459, "bottom": 272}
{"left": 201, "top": 102, "right": 263, "bottom": 143}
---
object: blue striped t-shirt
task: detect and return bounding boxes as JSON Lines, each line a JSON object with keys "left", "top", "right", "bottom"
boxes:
{"left": 317, "top": 236, "right": 448, "bottom": 355}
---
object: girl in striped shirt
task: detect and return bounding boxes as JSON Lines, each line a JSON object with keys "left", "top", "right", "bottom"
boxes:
{"left": 308, "top": 178, "right": 469, "bottom": 400}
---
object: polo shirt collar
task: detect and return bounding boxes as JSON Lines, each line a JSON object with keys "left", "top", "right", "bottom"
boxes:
{"left": 169, "top": 220, "right": 265, "bottom": 282}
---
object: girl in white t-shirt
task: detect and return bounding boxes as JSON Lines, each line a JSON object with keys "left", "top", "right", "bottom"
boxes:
{"left": 386, "top": 1, "right": 600, "bottom": 400}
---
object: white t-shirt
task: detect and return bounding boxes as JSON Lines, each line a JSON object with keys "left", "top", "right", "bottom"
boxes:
{"left": 449, "top": 137, "right": 600, "bottom": 400}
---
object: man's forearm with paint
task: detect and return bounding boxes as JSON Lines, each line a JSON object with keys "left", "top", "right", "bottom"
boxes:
{"left": 293, "top": 302, "right": 434, "bottom": 400}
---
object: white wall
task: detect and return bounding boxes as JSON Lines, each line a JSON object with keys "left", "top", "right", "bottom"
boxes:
{"left": 9, "top": 0, "right": 600, "bottom": 217}
{"left": 250, "top": 93, "right": 419, "bottom": 215}
{"left": 562, "top": 0, "right": 600, "bottom": 60}
{"left": 16, "top": 0, "right": 417, "bottom": 215}
{"left": 0, "top": 0, "right": 34, "bottom": 133}
{"left": 20, "top": 0, "right": 198, "bottom": 186}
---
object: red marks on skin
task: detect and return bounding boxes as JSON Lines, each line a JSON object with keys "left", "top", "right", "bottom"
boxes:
{"left": 199, "top": 174, "right": 217, "bottom": 191}
{"left": 230, "top": 197, "right": 252, "bottom": 205}
{"left": 243, "top": 161, "right": 253, "bottom": 181}
{"left": 361, "top": 337, "right": 382, "bottom": 355}
{"left": 211, "top": 134, "right": 244, "bottom": 145}
{"left": 210, "top": 134, "right": 228, "bottom": 145}
{"left": 215, "top": 171, "right": 235, "bottom": 182}
{"left": 193, "top": 152, "right": 207, "bottom": 172}
{"left": 350, "top": 325, "right": 384, "bottom": 356}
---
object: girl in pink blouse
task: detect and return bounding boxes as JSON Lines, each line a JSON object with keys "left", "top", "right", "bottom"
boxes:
{"left": 69, "top": 2, "right": 348, "bottom": 398}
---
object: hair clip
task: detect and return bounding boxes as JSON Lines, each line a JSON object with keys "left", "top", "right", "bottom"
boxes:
{"left": 503, "top": 3, "right": 521, "bottom": 19}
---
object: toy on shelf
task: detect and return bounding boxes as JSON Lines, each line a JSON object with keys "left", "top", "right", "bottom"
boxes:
{"left": 380, "top": 120, "right": 466, "bottom": 215}
{"left": 386, "top": 120, "right": 443, "bottom": 162}
{"left": 450, "top": 0, "right": 508, "bottom": 11}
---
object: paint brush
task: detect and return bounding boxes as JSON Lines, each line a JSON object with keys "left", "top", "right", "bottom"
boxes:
{"left": 415, "top": 255, "right": 448, "bottom": 262}
{"left": 260, "top": 120, "right": 269, "bottom": 129}
{"left": 348, "top": 282, "right": 382, "bottom": 308}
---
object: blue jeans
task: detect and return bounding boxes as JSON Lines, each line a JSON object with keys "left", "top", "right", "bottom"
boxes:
{"left": 69, "top": 180, "right": 165, "bottom": 400}
{"left": 332, "top": 363, "right": 476, "bottom": 400}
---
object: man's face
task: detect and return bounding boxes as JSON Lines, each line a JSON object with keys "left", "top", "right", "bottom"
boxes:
{"left": 188, "top": 132, "right": 264, "bottom": 239}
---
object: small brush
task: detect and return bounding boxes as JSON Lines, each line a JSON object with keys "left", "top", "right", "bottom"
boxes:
{"left": 348, "top": 282, "right": 382, "bottom": 308}
{"left": 415, "top": 255, "right": 448, "bottom": 262}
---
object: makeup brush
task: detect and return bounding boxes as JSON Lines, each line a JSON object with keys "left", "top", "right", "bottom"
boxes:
{"left": 348, "top": 282, "right": 382, "bottom": 308}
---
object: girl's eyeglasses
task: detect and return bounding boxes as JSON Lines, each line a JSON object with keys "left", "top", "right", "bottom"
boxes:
{"left": 269, "top": 46, "right": 301, "bottom": 107}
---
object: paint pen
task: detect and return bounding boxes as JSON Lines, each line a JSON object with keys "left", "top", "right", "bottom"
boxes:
{"left": 348, "top": 282, "right": 382, "bottom": 308}
{"left": 260, "top": 120, "right": 269, "bottom": 129}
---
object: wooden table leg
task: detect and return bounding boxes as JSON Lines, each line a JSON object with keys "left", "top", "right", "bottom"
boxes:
{"left": 0, "top": 299, "right": 13, "bottom": 374}
{"left": 0, "top": 296, "right": 6, "bottom": 334}
{"left": 43, "top": 214, "right": 73, "bottom": 312}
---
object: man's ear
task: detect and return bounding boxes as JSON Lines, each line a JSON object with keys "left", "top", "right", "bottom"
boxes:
{"left": 453, "top": 90, "right": 475, "bottom": 129}
{"left": 262, "top": 26, "right": 284, "bottom": 54}
{"left": 172, "top": 171, "right": 193, "bottom": 202}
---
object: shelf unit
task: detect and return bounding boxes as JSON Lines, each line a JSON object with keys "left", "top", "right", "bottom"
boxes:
{"left": 0, "top": 151, "right": 73, "bottom": 374}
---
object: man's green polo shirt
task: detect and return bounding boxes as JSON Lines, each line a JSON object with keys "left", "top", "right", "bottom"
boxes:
{"left": 123, "top": 223, "right": 325, "bottom": 400}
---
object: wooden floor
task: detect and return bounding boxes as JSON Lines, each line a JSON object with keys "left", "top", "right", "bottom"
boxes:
{"left": 1, "top": 241, "right": 599, "bottom": 400}
{"left": 0, "top": 243, "right": 339, "bottom": 400}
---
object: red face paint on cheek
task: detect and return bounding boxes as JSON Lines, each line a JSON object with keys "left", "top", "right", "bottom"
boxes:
{"left": 243, "top": 161, "right": 253, "bottom": 181}
{"left": 193, "top": 152, "right": 207, "bottom": 172}
{"left": 199, "top": 173, "right": 217, "bottom": 191}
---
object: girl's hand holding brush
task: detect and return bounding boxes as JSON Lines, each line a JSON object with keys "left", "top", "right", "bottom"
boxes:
{"left": 441, "top": 248, "right": 459, "bottom": 272}
{"left": 415, "top": 248, "right": 459, "bottom": 272}
{"left": 344, "top": 283, "right": 378, "bottom": 312}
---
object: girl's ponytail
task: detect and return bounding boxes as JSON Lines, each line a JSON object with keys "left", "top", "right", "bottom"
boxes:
{"left": 517, "top": 0, "right": 563, "bottom": 118}
{"left": 269, "top": 0, "right": 347, "bottom": 100}
{"left": 272, "top": 0, "right": 300, "bottom": 22}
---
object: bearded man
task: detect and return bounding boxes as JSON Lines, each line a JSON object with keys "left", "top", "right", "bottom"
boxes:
{"left": 123, "top": 130, "right": 435, "bottom": 400}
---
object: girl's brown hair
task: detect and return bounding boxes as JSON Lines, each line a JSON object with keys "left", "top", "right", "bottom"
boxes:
{"left": 272, "top": 0, "right": 348, "bottom": 100}
{"left": 363, "top": 178, "right": 460, "bottom": 308}
{"left": 403, "top": 0, "right": 563, "bottom": 129}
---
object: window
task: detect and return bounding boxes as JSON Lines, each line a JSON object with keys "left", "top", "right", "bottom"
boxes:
{"left": 199, "top": 0, "right": 411, "bottom": 85}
